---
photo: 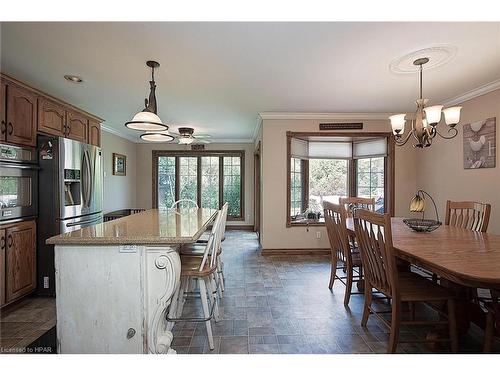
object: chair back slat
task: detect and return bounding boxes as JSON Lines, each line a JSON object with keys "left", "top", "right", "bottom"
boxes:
{"left": 323, "top": 201, "right": 351, "bottom": 264}
{"left": 445, "top": 200, "right": 491, "bottom": 233}
{"left": 199, "top": 209, "right": 223, "bottom": 271}
{"left": 211, "top": 203, "right": 228, "bottom": 268}
{"left": 339, "top": 197, "right": 376, "bottom": 217}
{"left": 353, "top": 209, "right": 397, "bottom": 297}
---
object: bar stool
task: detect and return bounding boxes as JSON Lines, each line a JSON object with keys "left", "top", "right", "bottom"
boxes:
{"left": 181, "top": 203, "right": 228, "bottom": 296}
{"left": 166, "top": 206, "right": 225, "bottom": 350}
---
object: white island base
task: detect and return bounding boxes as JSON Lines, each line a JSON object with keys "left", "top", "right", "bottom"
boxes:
{"left": 54, "top": 244, "right": 181, "bottom": 354}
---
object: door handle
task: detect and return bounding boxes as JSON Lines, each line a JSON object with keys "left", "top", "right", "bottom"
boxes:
{"left": 65, "top": 216, "right": 102, "bottom": 227}
{"left": 0, "top": 236, "right": 5, "bottom": 250}
{"left": 0, "top": 120, "right": 6, "bottom": 134}
{"left": 7, "top": 234, "right": 13, "bottom": 247}
{"left": 7, "top": 122, "right": 13, "bottom": 135}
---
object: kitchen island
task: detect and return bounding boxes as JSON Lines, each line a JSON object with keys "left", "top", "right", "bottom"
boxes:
{"left": 47, "top": 208, "right": 217, "bottom": 354}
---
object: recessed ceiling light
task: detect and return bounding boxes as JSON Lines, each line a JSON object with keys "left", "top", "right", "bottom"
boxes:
{"left": 64, "top": 75, "right": 84, "bottom": 83}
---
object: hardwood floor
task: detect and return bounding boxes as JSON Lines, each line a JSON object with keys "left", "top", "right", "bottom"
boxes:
{"left": 171, "top": 230, "right": 500, "bottom": 354}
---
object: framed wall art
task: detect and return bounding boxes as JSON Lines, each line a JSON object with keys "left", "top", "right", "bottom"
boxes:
{"left": 113, "top": 153, "right": 127, "bottom": 176}
{"left": 463, "top": 117, "right": 496, "bottom": 169}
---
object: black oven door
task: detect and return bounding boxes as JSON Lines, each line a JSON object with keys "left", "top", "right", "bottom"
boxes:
{"left": 0, "top": 162, "right": 38, "bottom": 222}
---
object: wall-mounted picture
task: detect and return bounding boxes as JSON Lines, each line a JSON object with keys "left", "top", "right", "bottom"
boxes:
{"left": 112, "top": 153, "right": 127, "bottom": 176}
{"left": 463, "top": 117, "right": 496, "bottom": 169}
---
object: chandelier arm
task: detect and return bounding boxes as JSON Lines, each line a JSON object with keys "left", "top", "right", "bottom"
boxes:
{"left": 435, "top": 126, "right": 458, "bottom": 140}
{"left": 394, "top": 130, "right": 414, "bottom": 147}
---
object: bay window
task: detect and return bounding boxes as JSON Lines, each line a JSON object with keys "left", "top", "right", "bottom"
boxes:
{"left": 287, "top": 132, "right": 394, "bottom": 226}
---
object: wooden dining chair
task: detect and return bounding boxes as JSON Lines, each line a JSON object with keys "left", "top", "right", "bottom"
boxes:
{"left": 323, "top": 201, "right": 363, "bottom": 306}
{"left": 483, "top": 289, "right": 500, "bottom": 352}
{"left": 353, "top": 209, "right": 459, "bottom": 353}
{"left": 339, "top": 197, "right": 376, "bottom": 217}
{"left": 445, "top": 200, "right": 491, "bottom": 232}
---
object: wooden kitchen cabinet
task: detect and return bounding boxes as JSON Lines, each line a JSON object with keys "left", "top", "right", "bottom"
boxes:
{"left": 5, "top": 220, "right": 36, "bottom": 304}
{"left": 38, "top": 97, "right": 67, "bottom": 137}
{"left": 89, "top": 119, "right": 101, "bottom": 147}
{"left": 0, "top": 79, "right": 6, "bottom": 142}
{"left": 3, "top": 82, "right": 37, "bottom": 147}
{"left": 0, "top": 228, "right": 5, "bottom": 306}
{"left": 66, "top": 110, "right": 89, "bottom": 143}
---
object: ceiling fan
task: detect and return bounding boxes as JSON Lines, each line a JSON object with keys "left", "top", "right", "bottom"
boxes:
{"left": 171, "top": 127, "right": 211, "bottom": 144}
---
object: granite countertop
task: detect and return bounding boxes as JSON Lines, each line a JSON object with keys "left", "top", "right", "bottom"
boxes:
{"left": 46, "top": 208, "right": 217, "bottom": 246}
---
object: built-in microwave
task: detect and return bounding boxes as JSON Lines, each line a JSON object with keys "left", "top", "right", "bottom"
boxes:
{"left": 0, "top": 143, "right": 38, "bottom": 223}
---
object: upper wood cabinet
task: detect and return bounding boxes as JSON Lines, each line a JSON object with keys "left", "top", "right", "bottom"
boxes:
{"left": 1, "top": 74, "right": 103, "bottom": 147}
{"left": 0, "top": 228, "right": 5, "bottom": 306}
{"left": 38, "top": 97, "right": 66, "bottom": 137}
{"left": 3, "top": 83, "right": 37, "bottom": 147}
{"left": 5, "top": 220, "right": 36, "bottom": 303}
{"left": 89, "top": 119, "right": 101, "bottom": 147}
{"left": 66, "top": 110, "right": 89, "bottom": 143}
{"left": 0, "top": 80, "right": 6, "bottom": 143}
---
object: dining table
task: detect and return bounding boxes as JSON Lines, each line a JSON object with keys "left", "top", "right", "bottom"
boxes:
{"left": 345, "top": 217, "right": 500, "bottom": 334}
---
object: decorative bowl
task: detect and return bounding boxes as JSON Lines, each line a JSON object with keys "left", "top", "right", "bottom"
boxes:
{"left": 403, "top": 218, "right": 442, "bottom": 232}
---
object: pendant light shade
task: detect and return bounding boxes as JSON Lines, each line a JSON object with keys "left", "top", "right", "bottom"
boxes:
{"left": 125, "top": 60, "right": 169, "bottom": 134}
{"left": 423, "top": 105, "right": 443, "bottom": 126}
{"left": 140, "top": 131, "right": 175, "bottom": 142}
{"left": 389, "top": 114, "right": 406, "bottom": 135}
{"left": 443, "top": 106, "right": 462, "bottom": 127}
{"left": 125, "top": 111, "right": 166, "bottom": 131}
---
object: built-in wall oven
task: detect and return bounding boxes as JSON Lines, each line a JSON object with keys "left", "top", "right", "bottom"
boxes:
{"left": 0, "top": 143, "right": 38, "bottom": 223}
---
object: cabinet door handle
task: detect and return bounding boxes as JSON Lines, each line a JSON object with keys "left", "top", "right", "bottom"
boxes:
{"left": 67, "top": 123, "right": 71, "bottom": 134}
{"left": 8, "top": 122, "right": 13, "bottom": 135}
{"left": 7, "top": 234, "right": 13, "bottom": 247}
{"left": 0, "top": 120, "right": 6, "bottom": 134}
{"left": 0, "top": 236, "right": 5, "bottom": 250}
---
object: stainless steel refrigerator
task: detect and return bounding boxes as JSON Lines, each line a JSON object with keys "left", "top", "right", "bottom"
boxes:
{"left": 37, "top": 135, "right": 103, "bottom": 295}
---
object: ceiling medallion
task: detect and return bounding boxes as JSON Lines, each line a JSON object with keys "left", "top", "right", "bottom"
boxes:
{"left": 389, "top": 58, "right": 462, "bottom": 148}
{"left": 125, "top": 60, "right": 172, "bottom": 137}
{"left": 389, "top": 45, "right": 457, "bottom": 74}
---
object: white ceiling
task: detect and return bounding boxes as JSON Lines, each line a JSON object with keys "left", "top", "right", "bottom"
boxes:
{"left": 1, "top": 22, "right": 499, "bottom": 142}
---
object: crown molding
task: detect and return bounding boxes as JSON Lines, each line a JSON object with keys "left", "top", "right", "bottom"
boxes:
{"left": 101, "top": 124, "right": 139, "bottom": 143}
{"left": 258, "top": 112, "right": 393, "bottom": 120}
{"left": 252, "top": 116, "right": 263, "bottom": 142}
{"left": 443, "top": 78, "right": 500, "bottom": 106}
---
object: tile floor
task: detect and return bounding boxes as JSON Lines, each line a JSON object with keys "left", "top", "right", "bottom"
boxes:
{"left": 0, "top": 297, "right": 56, "bottom": 353}
{"left": 171, "top": 230, "right": 500, "bottom": 354}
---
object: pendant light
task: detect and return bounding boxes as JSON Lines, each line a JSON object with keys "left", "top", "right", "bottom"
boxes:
{"left": 125, "top": 61, "right": 169, "bottom": 132}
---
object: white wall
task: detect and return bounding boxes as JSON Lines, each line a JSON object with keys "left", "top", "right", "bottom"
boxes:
{"left": 101, "top": 131, "right": 138, "bottom": 213}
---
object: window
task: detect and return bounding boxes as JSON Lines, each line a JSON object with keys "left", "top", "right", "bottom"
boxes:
{"left": 308, "top": 159, "right": 348, "bottom": 211}
{"left": 157, "top": 156, "right": 176, "bottom": 209}
{"left": 286, "top": 132, "right": 394, "bottom": 226}
{"left": 201, "top": 156, "right": 220, "bottom": 209}
{"left": 179, "top": 156, "right": 198, "bottom": 208}
{"left": 154, "top": 151, "right": 244, "bottom": 220}
{"left": 223, "top": 157, "right": 242, "bottom": 217}
{"left": 356, "top": 157, "right": 385, "bottom": 213}
{"left": 290, "top": 158, "right": 303, "bottom": 216}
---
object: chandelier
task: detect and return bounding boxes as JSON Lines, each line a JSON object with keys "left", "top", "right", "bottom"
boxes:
{"left": 125, "top": 60, "right": 174, "bottom": 141}
{"left": 389, "top": 58, "right": 462, "bottom": 148}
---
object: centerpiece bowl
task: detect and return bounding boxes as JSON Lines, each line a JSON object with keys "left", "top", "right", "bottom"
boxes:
{"left": 403, "top": 218, "right": 441, "bottom": 232}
